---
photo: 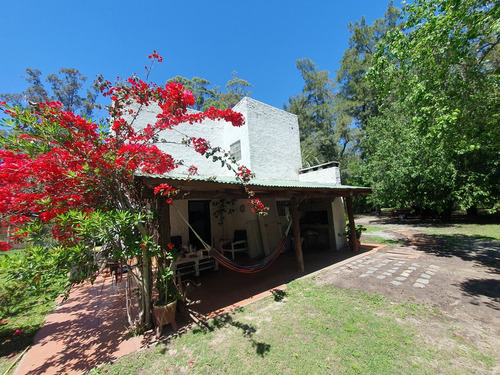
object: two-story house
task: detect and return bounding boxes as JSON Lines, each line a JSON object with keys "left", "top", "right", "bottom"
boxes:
{"left": 134, "top": 97, "right": 370, "bottom": 272}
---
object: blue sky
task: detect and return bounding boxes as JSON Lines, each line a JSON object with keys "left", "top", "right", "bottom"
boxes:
{"left": 0, "top": 0, "right": 402, "bottom": 111}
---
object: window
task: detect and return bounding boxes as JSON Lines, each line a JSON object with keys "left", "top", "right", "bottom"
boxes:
{"left": 230, "top": 140, "right": 242, "bottom": 161}
{"left": 276, "top": 200, "right": 290, "bottom": 217}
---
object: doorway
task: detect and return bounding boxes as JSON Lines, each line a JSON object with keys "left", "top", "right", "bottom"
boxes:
{"left": 188, "top": 200, "right": 211, "bottom": 250}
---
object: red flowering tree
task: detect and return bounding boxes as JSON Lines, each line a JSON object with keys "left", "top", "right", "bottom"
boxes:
{"left": 0, "top": 52, "right": 266, "bottom": 330}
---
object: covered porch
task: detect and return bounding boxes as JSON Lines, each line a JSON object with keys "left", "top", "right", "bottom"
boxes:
{"left": 137, "top": 173, "right": 372, "bottom": 273}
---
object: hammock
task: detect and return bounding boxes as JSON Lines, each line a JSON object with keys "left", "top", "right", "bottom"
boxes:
{"left": 210, "top": 231, "right": 288, "bottom": 274}
{"left": 176, "top": 209, "right": 291, "bottom": 274}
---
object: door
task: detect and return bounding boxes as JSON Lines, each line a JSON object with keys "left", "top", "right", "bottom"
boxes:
{"left": 188, "top": 200, "right": 211, "bottom": 250}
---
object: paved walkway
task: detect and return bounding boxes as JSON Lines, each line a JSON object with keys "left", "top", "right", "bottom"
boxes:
{"left": 15, "top": 277, "right": 149, "bottom": 375}
{"left": 329, "top": 254, "right": 441, "bottom": 288}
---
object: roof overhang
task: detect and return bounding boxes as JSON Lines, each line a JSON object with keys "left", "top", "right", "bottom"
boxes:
{"left": 135, "top": 173, "right": 372, "bottom": 200}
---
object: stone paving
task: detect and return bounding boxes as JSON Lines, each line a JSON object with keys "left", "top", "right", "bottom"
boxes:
{"left": 330, "top": 255, "right": 440, "bottom": 288}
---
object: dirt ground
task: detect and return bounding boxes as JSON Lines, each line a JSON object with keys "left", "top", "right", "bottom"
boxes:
{"left": 315, "top": 215, "right": 500, "bottom": 372}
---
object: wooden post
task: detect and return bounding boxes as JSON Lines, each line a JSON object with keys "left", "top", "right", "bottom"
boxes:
{"left": 346, "top": 196, "right": 358, "bottom": 252}
{"left": 290, "top": 197, "right": 305, "bottom": 272}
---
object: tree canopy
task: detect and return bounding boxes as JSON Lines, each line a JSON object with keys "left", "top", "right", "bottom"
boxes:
{"left": 336, "top": 1, "right": 399, "bottom": 131}
{"left": 1, "top": 68, "right": 99, "bottom": 118}
{"left": 284, "top": 58, "right": 356, "bottom": 174}
{"left": 167, "top": 72, "right": 252, "bottom": 111}
{"left": 365, "top": 0, "right": 500, "bottom": 215}
{"left": 285, "top": 4, "right": 400, "bottom": 183}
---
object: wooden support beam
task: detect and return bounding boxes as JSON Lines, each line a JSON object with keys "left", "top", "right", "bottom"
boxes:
{"left": 346, "top": 196, "right": 358, "bottom": 252}
{"left": 290, "top": 197, "right": 305, "bottom": 272}
{"left": 159, "top": 202, "right": 171, "bottom": 248}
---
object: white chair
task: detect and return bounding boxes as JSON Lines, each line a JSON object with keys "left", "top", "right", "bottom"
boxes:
{"left": 221, "top": 230, "right": 248, "bottom": 260}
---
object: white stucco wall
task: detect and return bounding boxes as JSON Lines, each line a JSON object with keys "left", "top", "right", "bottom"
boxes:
{"left": 130, "top": 104, "right": 235, "bottom": 178}
{"left": 235, "top": 98, "right": 302, "bottom": 181}
{"left": 299, "top": 166, "right": 342, "bottom": 185}
{"left": 169, "top": 200, "right": 190, "bottom": 244}
{"left": 130, "top": 98, "right": 302, "bottom": 181}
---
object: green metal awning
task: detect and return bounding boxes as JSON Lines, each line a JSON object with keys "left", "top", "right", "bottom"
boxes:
{"left": 135, "top": 172, "right": 371, "bottom": 199}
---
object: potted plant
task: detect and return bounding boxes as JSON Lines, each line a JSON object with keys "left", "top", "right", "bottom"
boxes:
{"left": 345, "top": 224, "right": 366, "bottom": 250}
{"left": 152, "top": 241, "right": 181, "bottom": 337}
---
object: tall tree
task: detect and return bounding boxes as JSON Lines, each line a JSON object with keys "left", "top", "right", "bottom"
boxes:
{"left": 366, "top": 0, "right": 500, "bottom": 215}
{"left": 332, "top": 2, "right": 401, "bottom": 188}
{"left": 335, "top": 2, "right": 400, "bottom": 130}
{"left": 285, "top": 58, "right": 356, "bottom": 176}
{"left": 1, "top": 68, "right": 98, "bottom": 118}
{"left": 168, "top": 72, "right": 253, "bottom": 111}
{"left": 204, "top": 72, "right": 253, "bottom": 110}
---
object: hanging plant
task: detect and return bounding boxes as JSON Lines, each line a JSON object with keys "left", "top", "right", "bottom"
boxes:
{"left": 212, "top": 199, "right": 236, "bottom": 227}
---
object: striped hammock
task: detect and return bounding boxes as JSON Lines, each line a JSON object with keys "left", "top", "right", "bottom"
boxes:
{"left": 176, "top": 208, "right": 290, "bottom": 274}
{"left": 209, "top": 233, "right": 288, "bottom": 273}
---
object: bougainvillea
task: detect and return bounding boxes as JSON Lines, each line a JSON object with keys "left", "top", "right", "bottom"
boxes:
{"left": 0, "top": 52, "right": 266, "bottom": 329}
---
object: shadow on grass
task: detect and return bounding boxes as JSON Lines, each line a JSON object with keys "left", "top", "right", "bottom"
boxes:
{"left": 271, "top": 289, "right": 287, "bottom": 302}
{"left": 410, "top": 233, "right": 500, "bottom": 273}
{"left": 156, "top": 308, "right": 271, "bottom": 358}
{"left": 189, "top": 311, "right": 271, "bottom": 357}
{"left": 0, "top": 282, "right": 62, "bottom": 359}
{"left": 460, "top": 278, "right": 500, "bottom": 310}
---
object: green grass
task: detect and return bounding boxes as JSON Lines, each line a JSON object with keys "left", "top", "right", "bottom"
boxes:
{"left": 0, "top": 250, "right": 64, "bottom": 374}
{"left": 361, "top": 225, "right": 405, "bottom": 245}
{"left": 420, "top": 223, "right": 500, "bottom": 241}
{"left": 89, "top": 279, "right": 495, "bottom": 375}
{"left": 363, "top": 236, "right": 403, "bottom": 245}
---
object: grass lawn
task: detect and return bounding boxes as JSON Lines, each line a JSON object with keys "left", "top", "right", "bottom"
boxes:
{"left": 420, "top": 222, "right": 500, "bottom": 241}
{"left": 0, "top": 250, "right": 64, "bottom": 375}
{"left": 360, "top": 225, "right": 405, "bottom": 246}
{"left": 89, "top": 278, "right": 494, "bottom": 375}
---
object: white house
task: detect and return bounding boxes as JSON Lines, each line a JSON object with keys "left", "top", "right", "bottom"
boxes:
{"left": 134, "top": 97, "right": 370, "bottom": 272}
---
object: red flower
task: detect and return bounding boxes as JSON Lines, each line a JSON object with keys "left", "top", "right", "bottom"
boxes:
{"left": 191, "top": 137, "right": 210, "bottom": 155}
{"left": 187, "top": 165, "right": 198, "bottom": 176}
{"left": 148, "top": 50, "right": 163, "bottom": 62}
{"left": 0, "top": 242, "right": 12, "bottom": 252}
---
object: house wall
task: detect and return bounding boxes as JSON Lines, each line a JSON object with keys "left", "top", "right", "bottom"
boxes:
{"left": 170, "top": 198, "right": 267, "bottom": 257}
{"left": 211, "top": 199, "right": 265, "bottom": 258}
{"left": 131, "top": 98, "right": 301, "bottom": 182}
{"left": 131, "top": 105, "right": 234, "bottom": 178}
{"left": 169, "top": 200, "right": 190, "bottom": 248}
{"left": 235, "top": 98, "right": 302, "bottom": 181}
{"left": 299, "top": 166, "right": 342, "bottom": 185}
{"left": 222, "top": 102, "right": 251, "bottom": 172}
